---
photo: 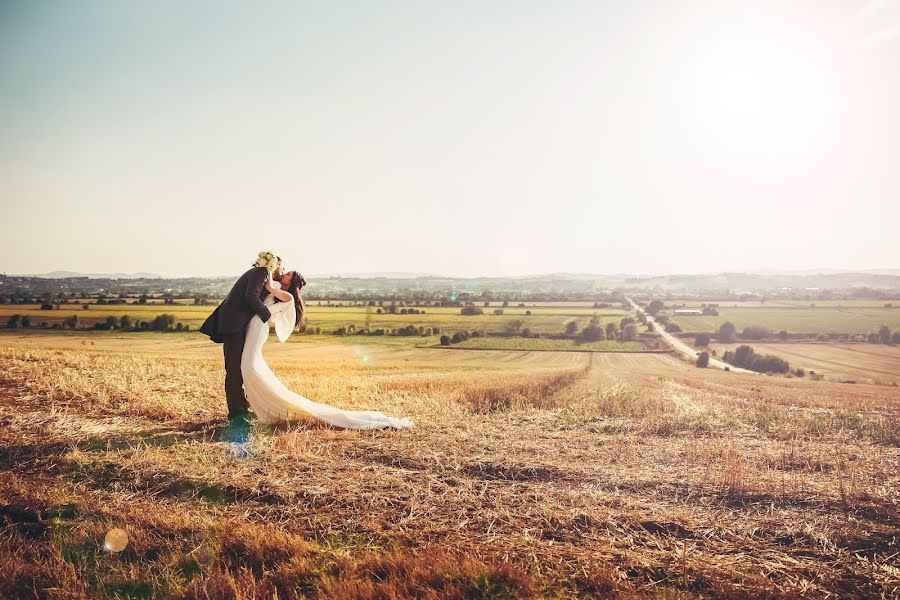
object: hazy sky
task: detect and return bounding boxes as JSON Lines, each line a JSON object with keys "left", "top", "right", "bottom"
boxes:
{"left": 1, "top": 0, "right": 899, "bottom": 277}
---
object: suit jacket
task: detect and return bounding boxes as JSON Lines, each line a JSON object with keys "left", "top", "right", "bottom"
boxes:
{"left": 200, "top": 267, "right": 273, "bottom": 343}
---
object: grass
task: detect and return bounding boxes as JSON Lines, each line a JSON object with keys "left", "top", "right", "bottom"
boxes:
{"left": 710, "top": 342, "right": 900, "bottom": 385}
{"left": 667, "top": 306, "right": 900, "bottom": 334}
{"left": 1, "top": 334, "right": 898, "bottom": 598}
{"left": 0, "top": 303, "right": 630, "bottom": 335}
{"left": 448, "top": 337, "right": 647, "bottom": 352}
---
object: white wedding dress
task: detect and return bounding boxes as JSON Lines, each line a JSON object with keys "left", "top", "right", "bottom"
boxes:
{"left": 241, "top": 292, "right": 412, "bottom": 429}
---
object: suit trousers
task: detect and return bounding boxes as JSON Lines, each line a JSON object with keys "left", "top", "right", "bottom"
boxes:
{"left": 222, "top": 332, "right": 249, "bottom": 417}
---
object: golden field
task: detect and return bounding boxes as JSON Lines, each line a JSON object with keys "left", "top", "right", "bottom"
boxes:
{"left": 0, "top": 302, "right": 630, "bottom": 336}
{"left": 1, "top": 331, "right": 899, "bottom": 599}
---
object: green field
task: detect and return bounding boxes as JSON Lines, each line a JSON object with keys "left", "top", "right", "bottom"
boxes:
{"left": 668, "top": 306, "right": 900, "bottom": 334}
{"left": 449, "top": 337, "right": 646, "bottom": 352}
{"left": 665, "top": 299, "right": 897, "bottom": 309}
{"left": 0, "top": 302, "right": 631, "bottom": 336}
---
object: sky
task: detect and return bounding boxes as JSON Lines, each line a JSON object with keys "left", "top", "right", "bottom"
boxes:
{"left": 1, "top": 0, "right": 899, "bottom": 278}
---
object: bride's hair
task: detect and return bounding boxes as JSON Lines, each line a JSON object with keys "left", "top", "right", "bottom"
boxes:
{"left": 286, "top": 271, "right": 306, "bottom": 330}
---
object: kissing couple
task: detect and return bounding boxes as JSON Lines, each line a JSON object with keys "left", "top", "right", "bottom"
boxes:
{"left": 199, "top": 251, "right": 412, "bottom": 430}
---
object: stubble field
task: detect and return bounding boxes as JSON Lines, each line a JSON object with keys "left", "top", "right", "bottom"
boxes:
{"left": 667, "top": 306, "right": 900, "bottom": 335}
{"left": 1, "top": 331, "right": 898, "bottom": 599}
{"left": 0, "top": 302, "right": 630, "bottom": 337}
{"left": 709, "top": 342, "right": 900, "bottom": 386}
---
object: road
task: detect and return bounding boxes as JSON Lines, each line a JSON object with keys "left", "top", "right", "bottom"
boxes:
{"left": 626, "top": 297, "right": 756, "bottom": 374}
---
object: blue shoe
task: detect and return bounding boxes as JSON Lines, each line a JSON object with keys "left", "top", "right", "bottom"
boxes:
{"left": 221, "top": 413, "right": 253, "bottom": 443}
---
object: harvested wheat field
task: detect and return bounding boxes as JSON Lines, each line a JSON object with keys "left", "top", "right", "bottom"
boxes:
{"left": 711, "top": 342, "right": 900, "bottom": 386}
{"left": 1, "top": 332, "right": 899, "bottom": 599}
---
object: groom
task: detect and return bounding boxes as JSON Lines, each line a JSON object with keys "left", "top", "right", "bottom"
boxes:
{"left": 200, "top": 257, "right": 282, "bottom": 420}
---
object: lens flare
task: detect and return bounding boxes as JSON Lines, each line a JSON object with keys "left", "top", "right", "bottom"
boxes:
{"left": 352, "top": 346, "right": 371, "bottom": 364}
{"left": 104, "top": 528, "right": 128, "bottom": 552}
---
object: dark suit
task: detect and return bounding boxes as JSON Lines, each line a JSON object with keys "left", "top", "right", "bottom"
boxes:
{"left": 200, "top": 267, "right": 273, "bottom": 418}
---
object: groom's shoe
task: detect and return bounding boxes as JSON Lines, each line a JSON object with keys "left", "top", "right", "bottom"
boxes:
{"left": 226, "top": 410, "right": 250, "bottom": 422}
{"left": 221, "top": 412, "right": 253, "bottom": 444}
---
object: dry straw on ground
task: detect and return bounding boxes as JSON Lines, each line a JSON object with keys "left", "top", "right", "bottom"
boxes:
{"left": 1, "top": 338, "right": 898, "bottom": 599}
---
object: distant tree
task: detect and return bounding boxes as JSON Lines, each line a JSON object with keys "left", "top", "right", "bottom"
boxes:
{"left": 565, "top": 321, "right": 578, "bottom": 335}
{"left": 493, "top": 309, "right": 504, "bottom": 315}
{"left": 722, "top": 344, "right": 790, "bottom": 374}
{"left": 647, "top": 300, "right": 664, "bottom": 315}
{"left": 6, "top": 314, "right": 21, "bottom": 328}
{"left": 741, "top": 325, "right": 771, "bottom": 340}
{"left": 622, "top": 324, "right": 638, "bottom": 341}
{"left": 450, "top": 332, "right": 467, "bottom": 344}
{"left": 176, "top": 322, "right": 184, "bottom": 331}
{"left": 718, "top": 321, "right": 737, "bottom": 343}
{"left": 483, "top": 302, "right": 490, "bottom": 307}
{"left": 440, "top": 335, "right": 451, "bottom": 346}
{"left": 579, "top": 324, "right": 605, "bottom": 342}
{"left": 778, "top": 330, "right": 788, "bottom": 340}
{"left": 696, "top": 351, "right": 710, "bottom": 368}
{"left": 151, "top": 314, "right": 176, "bottom": 331}
{"left": 501, "top": 301, "right": 509, "bottom": 307}
{"left": 695, "top": 333, "right": 710, "bottom": 347}
{"left": 64, "top": 315, "right": 79, "bottom": 329}
{"left": 138, "top": 294, "right": 148, "bottom": 305}
{"left": 619, "top": 317, "right": 635, "bottom": 329}
{"left": 460, "top": 306, "right": 484, "bottom": 316}
{"left": 40, "top": 303, "right": 53, "bottom": 310}
{"left": 82, "top": 304, "right": 90, "bottom": 310}
{"left": 893, "top": 332, "right": 900, "bottom": 345}
{"left": 605, "top": 322, "right": 618, "bottom": 339}
{"left": 105, "top": 316, "right": 119, "bottom": 329}
{"left": 20, "top": 315, "right": 30, "bottom": 327}
{"left": 505, "top": 319, "right": 525, "bottom": 334}
{"left": 878, "top": 325, "right": 892, "bottom": 345}
{"left": 120, "top": 315, "right": 132, "bottom": 329}
{"left": 525, "top": 310, "right": 532, "bottom": 316}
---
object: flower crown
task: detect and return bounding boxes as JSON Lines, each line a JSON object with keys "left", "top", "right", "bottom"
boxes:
{"left": 254, "top": 250, "right": 279, "bottom": 272}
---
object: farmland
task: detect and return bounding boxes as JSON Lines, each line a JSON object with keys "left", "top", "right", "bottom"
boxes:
{"left": 449, "top": 337, "right": 646, "bottom": 352}
{"left": 710, "top": 342, "right": 900, "bottom": 386}
{"left": 1, "top": 332, "right": 898, "bottom": 598}
{"left": 0, "top": 302, "right": 631, "bottom": 336}
{"left": 666, "top": 306, "right": 900, "bottom": 334}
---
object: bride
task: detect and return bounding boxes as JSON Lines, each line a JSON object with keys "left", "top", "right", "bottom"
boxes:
{"left": 240, "top": 270, "right": 412, "bottom": 429}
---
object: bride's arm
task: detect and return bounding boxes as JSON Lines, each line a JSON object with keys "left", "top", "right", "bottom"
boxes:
{"left": 265, "top": 273, "right": 293, "bottom": 303}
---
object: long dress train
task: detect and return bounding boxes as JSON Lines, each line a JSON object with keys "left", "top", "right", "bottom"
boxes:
{"left": 240, "top": 294, "right": 412, "bottom": 429}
